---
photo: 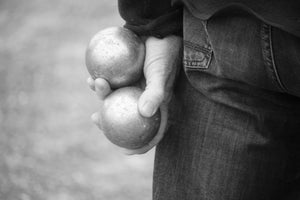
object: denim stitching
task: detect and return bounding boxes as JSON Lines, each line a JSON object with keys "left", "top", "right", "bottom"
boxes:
{"left": 183, "top": 40, "right": 212, "bottom": 70}
{"left": 268, "top": 25, "right": 289, "bottom": 92}
{"left": 261, "top": 23, "right": 288, "bottom": 92}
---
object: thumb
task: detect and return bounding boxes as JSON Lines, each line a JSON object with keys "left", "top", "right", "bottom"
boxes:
{"left": 138, "top": 79, "right": 165, "bottom": 118}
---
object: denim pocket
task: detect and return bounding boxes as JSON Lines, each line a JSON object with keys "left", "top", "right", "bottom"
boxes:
{"left": 183, "top": 9, "right": 290, "bottom": 94}
{"left": 263, "top": 24, "right": 300, "bottom": 97}
{"left": 183, "top": 40, "right": 212, "bottom": 70}
{"left": 261, "top": 23, "right": 288, "bottom": 93}
{"left": 183, "top": 10, "right": 212, "bottom": 72}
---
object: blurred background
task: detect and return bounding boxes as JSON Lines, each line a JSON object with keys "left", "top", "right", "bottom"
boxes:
{"left": 0, "top": 0, "right": 154, "bottom": 199}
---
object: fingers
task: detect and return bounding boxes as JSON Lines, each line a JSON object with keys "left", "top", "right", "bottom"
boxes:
{"left": 87, "top": 77, "right": 95, "bottom": 91}
{"left": 137, "top": 36, "right": 181, "bottom": 118}
{"left": 123, "top": 104, "right": 168, "bottom": 155}
{"left": 138, "top": 53, "right": 166, "bottom": 118}
{"left": 138, "top": 81, "right": 164, "bottom": 117}
{"left": 94, "top": 78, "right": 112, "bottom": 101}
{"left": 88, "top": 77, "right": 112, "bottom": 137}
{"left": 87, "top": 77, "right": 112, "bottom": 101}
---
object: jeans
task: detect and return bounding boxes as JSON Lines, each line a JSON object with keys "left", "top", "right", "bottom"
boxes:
{"left": 153, "top": 9, "right": 300, "bottom": 200}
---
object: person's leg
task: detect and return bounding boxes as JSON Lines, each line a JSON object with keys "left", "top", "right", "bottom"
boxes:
{"left": 153, "top": 9, "right": 300, "bottom": 200}
{"left": 270, "top": 18, "right": 300, "bottom": 200}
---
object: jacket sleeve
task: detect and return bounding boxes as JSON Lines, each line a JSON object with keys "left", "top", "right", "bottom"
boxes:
{"left": 118, "top": 0, "right": 183, "bottom": 38}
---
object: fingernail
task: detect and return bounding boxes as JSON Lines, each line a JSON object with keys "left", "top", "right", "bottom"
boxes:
{"left": 87, "top": 77, "right": 93, "bottom": 83}
{"left": 142, "top": 101, "right": 157, "bottom": 117}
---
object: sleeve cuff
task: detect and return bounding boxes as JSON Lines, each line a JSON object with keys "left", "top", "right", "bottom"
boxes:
{"left": 123, "top": 7, "right": 183, "bottom": 38}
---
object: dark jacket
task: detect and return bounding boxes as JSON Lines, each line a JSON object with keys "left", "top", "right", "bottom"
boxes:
{"left": 118, "top": 0, "right": 300, "bottom": 38}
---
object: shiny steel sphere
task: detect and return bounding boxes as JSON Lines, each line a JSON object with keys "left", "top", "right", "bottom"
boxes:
{"left": 100, "top": 87, "right": 161, "bottom": 149}
{"left": 85, "top": 27, "right": 145, "bottom": 89}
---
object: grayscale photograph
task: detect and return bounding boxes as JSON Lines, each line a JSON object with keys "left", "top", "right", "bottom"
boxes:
{"left": 0, "top": 0, "right": 299, "bottom": 200}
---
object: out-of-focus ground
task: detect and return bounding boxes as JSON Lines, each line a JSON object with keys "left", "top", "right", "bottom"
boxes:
{"left": 0, "top": 1, "right": 154, "bottom": 199}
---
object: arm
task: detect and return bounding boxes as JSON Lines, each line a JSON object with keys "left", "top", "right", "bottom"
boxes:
{"left": 118, "top": 0, "right": 183, "bottom": 38}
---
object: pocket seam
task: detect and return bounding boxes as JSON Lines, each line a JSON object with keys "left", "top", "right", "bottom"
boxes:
{"left": 183, "top": 40, "right": 213, "bottom": 70}
{"left": 261, "top": 23, "right": 288, "bottom": 93}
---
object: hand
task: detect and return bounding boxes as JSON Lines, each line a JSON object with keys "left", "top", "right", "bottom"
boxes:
{"left": 87, "top": 35, "right": 182, "bottom": 155}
